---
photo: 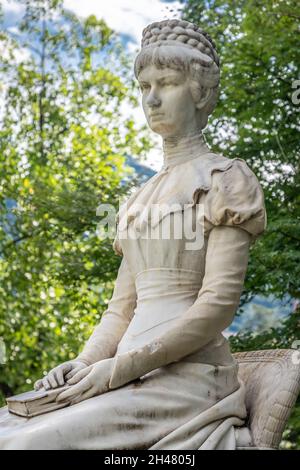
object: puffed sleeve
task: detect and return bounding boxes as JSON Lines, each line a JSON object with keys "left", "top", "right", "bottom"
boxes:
{"left": 76, "top": 255, "right": 137, "bottom": 365}
{"left": 107, "top": 160, "right": 266, "bottom": 389}
{"left": 204, "top": 158, "right": 267, "bottom": 242}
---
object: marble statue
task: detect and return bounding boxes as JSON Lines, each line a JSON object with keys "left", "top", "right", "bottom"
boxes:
{"left": 0, "top": 19, "right": 266, "bottom": 449}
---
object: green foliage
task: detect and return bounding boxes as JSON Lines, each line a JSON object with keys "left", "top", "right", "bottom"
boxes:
{"left": 0, "top": 0, "right": 298, "bottom": 449}
{"left": 181, "top": 0, "right": 300, "bottom": 303}
{"left": 0, "top": 0, "right": 150, "bottom": 402}
{"left": 181, "top": 0, "right": 300, "bottom": 447}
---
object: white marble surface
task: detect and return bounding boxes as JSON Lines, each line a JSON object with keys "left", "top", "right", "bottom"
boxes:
{"left": 0, "top": 19, "right": 266, "bottom": 449}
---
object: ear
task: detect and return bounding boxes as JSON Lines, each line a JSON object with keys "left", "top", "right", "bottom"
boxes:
{"left": 195, "top": 88, "right": 213, "bottom": 111}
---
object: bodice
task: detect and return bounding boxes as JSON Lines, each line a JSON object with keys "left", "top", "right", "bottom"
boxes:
{"left": 110, "top": 147, "right": 266, "bottom": 368}
{"left": 116, "top": 266, "right": 233, "bottom": 365}
{"left": 77, "top": 146, "right": 266, "bottom": 383}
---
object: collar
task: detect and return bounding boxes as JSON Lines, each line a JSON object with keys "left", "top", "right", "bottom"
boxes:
{"left": 116, "top": 152, "right": 238, "bottom": 232}
{"left": 162, "top": 130, "right": 211, "bottom": 169}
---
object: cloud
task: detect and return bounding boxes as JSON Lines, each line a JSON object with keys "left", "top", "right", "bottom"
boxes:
{"left": 1, "top": 0, "right": 24, "bottom": 14}
{"left": 64, "top": 0, "right": 182, "bottom": 48}
{"left": 1, "top": 0, "right": 25, "bottom": 25}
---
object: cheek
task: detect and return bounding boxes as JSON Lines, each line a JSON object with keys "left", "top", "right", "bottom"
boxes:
{"left": 166, "top": 87, "right": 195, "bottom": 116}
{"left": 141, "top": 95, "right": 149, "bottom": 115}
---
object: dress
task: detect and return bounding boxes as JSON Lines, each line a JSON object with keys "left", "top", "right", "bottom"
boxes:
{"left": 0, "top": 135, "right": 266, "bottom": 449}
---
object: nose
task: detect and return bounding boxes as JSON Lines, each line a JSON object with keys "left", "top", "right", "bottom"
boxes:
{"left": 146, "top": 88, "right": 161, "bottom": 108}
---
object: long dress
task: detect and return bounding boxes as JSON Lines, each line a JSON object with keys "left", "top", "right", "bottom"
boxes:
{"left": 0, "top": 141, "right": 266, "bottom": 449}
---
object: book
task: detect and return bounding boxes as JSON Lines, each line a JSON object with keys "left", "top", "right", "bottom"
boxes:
{"left": 6, "top": 384, "right": 72, "bottom": 418}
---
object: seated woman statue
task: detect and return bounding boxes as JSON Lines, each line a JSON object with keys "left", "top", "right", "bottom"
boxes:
{"left": 0, "top": 19, "right": 266, "bottom": 450}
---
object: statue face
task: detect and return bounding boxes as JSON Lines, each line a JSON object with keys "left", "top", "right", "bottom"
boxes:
{"left": 138, "top": 64, "right": 199, "bottom": 138}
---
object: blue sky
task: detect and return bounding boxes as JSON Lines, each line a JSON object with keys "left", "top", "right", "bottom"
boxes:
{"left": 2, "top": 0, "right": 182, "bottom": 52}
{"left": 2, "top": 0, "right": 183, "bottom": 169}
{"left": 63, "top": 0, "right": 183, "bottom": 52}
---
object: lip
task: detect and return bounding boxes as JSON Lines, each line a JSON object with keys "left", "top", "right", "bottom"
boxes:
{"left": 149, "top": 113, "right": 164, "bottom": 118}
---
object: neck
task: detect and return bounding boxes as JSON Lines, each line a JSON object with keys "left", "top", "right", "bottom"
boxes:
{"left": 162, "top": 129, "right": 211, "bottom": 168}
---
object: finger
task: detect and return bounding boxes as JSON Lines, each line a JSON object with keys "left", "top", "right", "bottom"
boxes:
{"left": 67, "top": 367, "right": 91, "bottom": 385}
{"left": 56, "top": 378, "right": 90, "bottom": 402}
{"left": 65, "top": 366, "right": 85, "bottom": 381}
{"left": 47, "top": 371, "right": 59, "bottom": 389}
{"left": 46, "top": 364, "right": 72, "bottom": 389}
{"left": 42, "top": 377, "right": 51, "bottom": 390}
{"left": 65, "top": 370, "right": 76, "bottom": 381}
{"left": 54, "top": 368, "right": 65, "bottom": 387}
{"left": 70, "top": 387, "right": 95, "bottom": 405}
{"left": 61, "top": 363, "right": 73, "bottom": 376}
{"left": 34, "top": 379, "right": 43, "bottom": 391}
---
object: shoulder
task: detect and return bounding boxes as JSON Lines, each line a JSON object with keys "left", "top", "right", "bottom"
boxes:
{"left": 212, "top": 157, "right": 264, "bottom": 202}
{"left": 204, "top": 157, "right": 267, "bottom": 241}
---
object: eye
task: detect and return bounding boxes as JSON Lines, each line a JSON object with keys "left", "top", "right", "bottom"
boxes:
{"left": 140, "top": 83, "right": 150, "bottom": 92}
{"left": 161, "top": 81, "right": 178, "bottom": 87}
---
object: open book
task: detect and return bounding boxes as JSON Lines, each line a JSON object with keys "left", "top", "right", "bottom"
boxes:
{"left": 6, "top": 384, "right": 71, "bottom": 418}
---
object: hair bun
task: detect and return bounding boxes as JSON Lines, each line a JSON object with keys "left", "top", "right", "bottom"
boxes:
{"left": 141, "top": 19, "right": 219, "bottom": 68}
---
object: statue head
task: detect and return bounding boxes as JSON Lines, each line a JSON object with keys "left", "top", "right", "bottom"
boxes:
{"left": 134, "top": 19, "right": 220, "bottom": 138}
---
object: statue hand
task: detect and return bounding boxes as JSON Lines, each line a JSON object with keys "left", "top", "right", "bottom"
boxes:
{"left": 34, "top": 359, "right": 88, "bottom": 391}
{"left": 55, "top": 358, "right": 114, "bottom": 405}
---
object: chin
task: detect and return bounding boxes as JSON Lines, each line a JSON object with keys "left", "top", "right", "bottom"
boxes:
{"left": 149, "top": 122, "right": 175, "bottom": 137}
